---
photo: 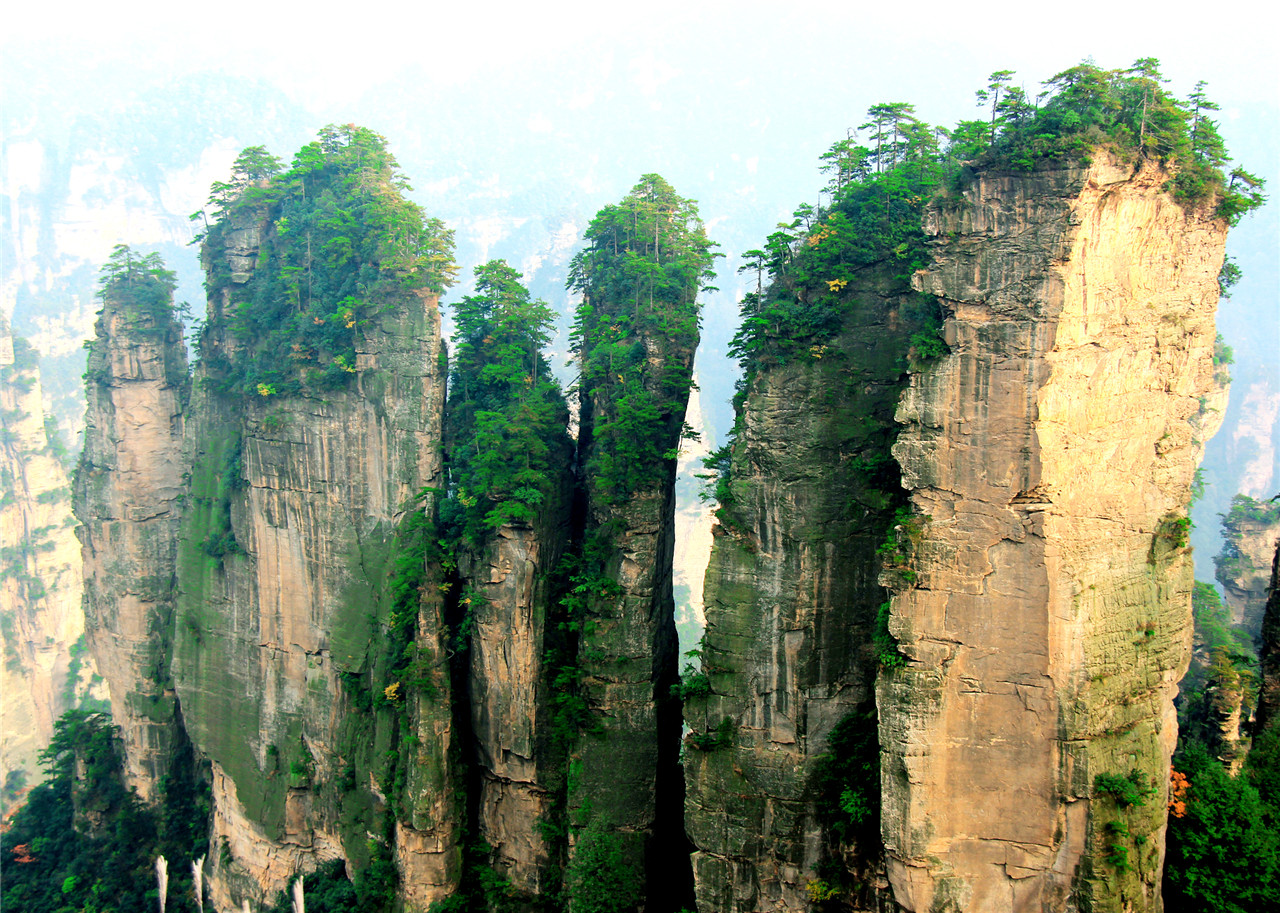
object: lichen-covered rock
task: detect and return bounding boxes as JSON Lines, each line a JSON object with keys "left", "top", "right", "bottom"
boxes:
{"left": 174, "top": 295, "right": 455, "bottom": 906}
{"left": 881, "top": 156, "right": 1227, "bottom": 912}
{"left": 75, "top": 278, "right": 189, "bottom": 801}
{"left": 173, "top": 210, "right": 454, "bottom": 910}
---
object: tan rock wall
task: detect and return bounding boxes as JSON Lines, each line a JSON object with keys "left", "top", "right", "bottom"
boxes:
{"left": 75, "top": 293, "right": 189, "bottom": 802}
{"left": 174, "top": 226, "right": 453, "bottom": 909}
{"left": 882, "top": 157, "right": 1226, "bottom": 912}
{"left": 465, "top": 496, "right": 572, "bottom": 894}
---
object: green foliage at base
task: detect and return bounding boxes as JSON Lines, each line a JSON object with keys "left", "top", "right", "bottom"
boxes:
{"left": 1179, "top": 582, "right": 1258, "bottom": 759}
{"left": 424, "top": 840, "right": 519, "bottom": 913}
{"left": 0, "top": 711, "right": 210, "bottom": 913}
{"left": 1164, "top": 742, "right": 1280, "bottom": 912}
{"left": 809, "top": 708, "right": 881, "bottom": 846}
{"left": 563, "top": 814, "right": 642, "bottom": 913}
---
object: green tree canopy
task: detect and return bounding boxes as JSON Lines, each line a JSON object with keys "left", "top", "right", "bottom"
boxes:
{"left": 96, "top": 244, "right": 180, "bottom": 327}
{"left": 446, "top": 260, "right": 570, "bottom": 542}
{"left": 199, "top": 125, "right": 456, "bottom": 397}
{"left": 568, "top": 175, "right": 717, "bottom": 502}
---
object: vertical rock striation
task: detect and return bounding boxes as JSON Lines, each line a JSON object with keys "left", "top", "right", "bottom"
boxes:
{"left": 75, "top": 267, "right": 189, "bottom": 802}
{"left": 685, "top": 272, "right": 914, "bottom": 911}
{"left": 464, "top": 491, "right": 573, "bottom": 894}
{"left": 0, "top": 318, "right": 88, "bottom": 798}
{"left": 882, "top": 157, "right": 1227, "bottom": 912}
{"left": 173, "top": 238, "right": 452, "bottom": 910}
{"left": 157, "top": 129, "right": 461, "bottom": 911}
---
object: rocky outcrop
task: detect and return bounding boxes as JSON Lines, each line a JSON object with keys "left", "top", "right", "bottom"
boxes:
{"left": 75, "top": 278, "right": 189, "bottom": 802}
{"left": 1214, "top": 495, "right": 1280, "bottom": 636}
{"left": 0, "top": 318, "right": 88, "bottom": 801}
{"left": 463, "top": 480, "right": 573, "bottom": 895}
{"left": 883, "top": 157, "right": 1226, "bottom": 912}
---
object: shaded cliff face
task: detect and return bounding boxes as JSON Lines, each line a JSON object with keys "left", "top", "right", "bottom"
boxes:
{"left": 685, "top": 271, "right": 915, "bottom": 911}
{"left": 0, "top": 321, "right": 89, "bottom": 799}
{"left": 74, "top": 272, "right": 189, "bottom": 802}
{"left": 173, "top": 273, "right": 450, "bottom": 911}
{"left": 884, "top": 158, "right": 1226, "bottom": 912}
{"left": 565, "top": 174, "right": 714, "bottom": 908}
{"left": 1256, "top": 542, "right": 1280, "bottom": 732}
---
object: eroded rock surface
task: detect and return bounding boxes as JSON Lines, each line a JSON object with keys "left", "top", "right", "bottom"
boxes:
{"left": 75, "top": 285, "right": 189, "bottom": 801}
{"left": 882, "top": 157, "right": 1226, "bottom": 912}
{"left": 173, "top": 214, "right": 453, "bottom": 911}
{"left": 686, "top": 271, "right": 915, "bottom": 912}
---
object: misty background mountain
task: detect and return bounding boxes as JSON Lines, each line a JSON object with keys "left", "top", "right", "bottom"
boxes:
{"left": 3, "top": 6, "right": 1276, "bottom": 602}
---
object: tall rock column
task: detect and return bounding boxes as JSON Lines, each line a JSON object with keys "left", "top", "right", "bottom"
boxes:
{"left": 684, "top": 270, "right": 916, "bottom": 911}
{"left": 566, "top": 175, "right": 715, "bottom": 909}
{"left": 169, "top": 130, "right": 458, "bottom": 911}
{"left": 1214, "top": 494, "right": 1280, "bottom": 635}
{"left": 444, "top": 260, "right": 576, "bottom": 896}
{"left": 74, "top": 250, "right": 190, "bottom": 801}
{"left": 882, "top": 157, "right": 1228, "bottom": 912}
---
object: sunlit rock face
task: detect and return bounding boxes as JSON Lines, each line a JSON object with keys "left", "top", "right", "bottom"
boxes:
{"left": 883, "top": 156, "right": 1227, "bottom": 912}
{"left": 688, "top": 155, "right": 1227, "bottom": 913}
{"left": 170, "top": 206, "right": 453, "bottom": 911}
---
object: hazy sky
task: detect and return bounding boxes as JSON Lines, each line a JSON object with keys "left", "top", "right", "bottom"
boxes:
{"left": 11, "top": 1, "right": 1278, "bottom": 112}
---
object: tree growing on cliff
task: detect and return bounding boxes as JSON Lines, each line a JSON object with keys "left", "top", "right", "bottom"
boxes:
{"left": 198, "top": 125, "right": 456, "bottom": 397}
{"left": 445, "top": 259, "right": 569, "bottom": 542}
{"left": 96, "top": 244, "right": 180, "bottom": 327}
{"left": 568, "top": 174, "right": 717, "bottom": 502}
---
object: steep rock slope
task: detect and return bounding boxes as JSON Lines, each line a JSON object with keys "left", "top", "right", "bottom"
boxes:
{"left": 883, "top": 157, "right": 1226, "bottom": 912}
{"left": 0, "top": 319, "right": 86, "bottom": 799}
{"left": 463, "top": 505, "right": 573, "bottom": 894}
{"left": 74, "top": 261, "right": 189, "bottom": 801}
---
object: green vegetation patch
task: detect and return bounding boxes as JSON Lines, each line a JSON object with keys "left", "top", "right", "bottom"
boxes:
{"left": 196, "top": 126, "right": 456, "bottom": 398}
